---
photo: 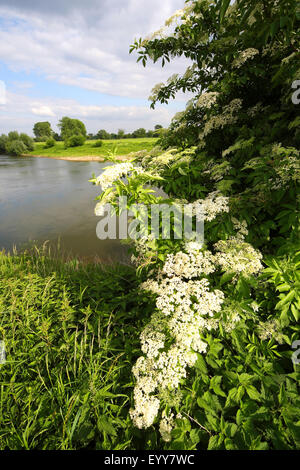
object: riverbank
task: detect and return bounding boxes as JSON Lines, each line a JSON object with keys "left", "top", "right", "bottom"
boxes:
{"left": 0, "top": 249, "right": 150, "bottom": 450}
{"left": 20, "top": 153, "right": 136, "bottom": 162}
{"left": 22, "top": 137, "right": 158, "bottom": 160}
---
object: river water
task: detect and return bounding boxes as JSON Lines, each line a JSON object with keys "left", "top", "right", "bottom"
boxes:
{"left": 0, "top": 155, "right": 128, "bottom": 262}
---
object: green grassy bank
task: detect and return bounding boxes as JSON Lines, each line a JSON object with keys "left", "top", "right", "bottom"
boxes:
{"left": 24, "top": 137, "right": 158, "bottom": 159}
{"left": 0, "top": 250, "right": 155, "bottom": 450}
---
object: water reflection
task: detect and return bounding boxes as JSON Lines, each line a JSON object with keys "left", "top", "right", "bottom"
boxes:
{"left": 0, "top": 155, "right": 129, "bottom": 263}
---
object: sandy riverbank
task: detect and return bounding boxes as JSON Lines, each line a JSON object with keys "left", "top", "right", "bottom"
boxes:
{"left": 21, "top": 154, "right": 135, "bottom": 162}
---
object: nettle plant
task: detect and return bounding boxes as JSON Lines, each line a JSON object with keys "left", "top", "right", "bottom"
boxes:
{"left": 92, "top": 0, "right": 300, "bottom": 450}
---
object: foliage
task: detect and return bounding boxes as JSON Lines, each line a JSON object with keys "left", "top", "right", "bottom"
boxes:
{"left": 5, "top": 139, "right": 27, "bottom": 156}
{"left": 64, "top": 134, "right": 86, "bottom": 149}
{"left": 58, "top": 117, "right": 87, "bottom": 141}
{"left": 0, "top": 250, "right": 156, "bottom": 450}
{"left": 0, "top": 134, "right": 8, "bottom": 153}
{"left": 33, "top": 121, "right": 53, "bottom": 141}
{"left": 44, "top": 137, "right": 56, "bottom": 149}
{"left": 93, "top": 140, "right": 103, "bottom": 148}
{"left": 89, "top": 0, "right": 300, "bottom": 449}
{"left": 19, "top": 133, "right": 34, "bottom": 151}
{"left": 1, "top": 131, "right": 34, "bottom": 155}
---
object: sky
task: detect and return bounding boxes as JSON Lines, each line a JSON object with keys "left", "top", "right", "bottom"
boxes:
{"left": 0, "top": 0, "right": 190, "bottom": 136}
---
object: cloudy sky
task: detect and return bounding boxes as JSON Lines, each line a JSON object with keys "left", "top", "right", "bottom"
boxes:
{"left": 0, "top": 0, "right": 189, "bottom": 136}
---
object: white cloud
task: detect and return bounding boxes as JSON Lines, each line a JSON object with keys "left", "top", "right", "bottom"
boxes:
{"left": 0, "top": 0, "right": 190, "bottom": 99}
{"left": 31, "top": 105, "right": 55, "bottom": 117}
{"left": 0, "top": 0, "right": 190, "bottom": 133}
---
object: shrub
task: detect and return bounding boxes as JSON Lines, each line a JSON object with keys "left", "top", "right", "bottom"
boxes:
{"left": 19, "top": 133, "right": 34, "bottom": 151}
{"left": 0, "top": 134, "right": 8, "bottom": 153}
{"left": 64, "top": 134, "right": 86, "bottom": 148}
{"left": 5, "top": 139, "right": 27, "bottom": 156}
{"left": 93, "top": 140, "right": 103, "bottom": 148}
{"left": 44, "top": 137, "right": 56, "bottom": 148}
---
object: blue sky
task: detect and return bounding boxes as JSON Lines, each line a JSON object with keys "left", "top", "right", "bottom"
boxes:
{"left": 0, "top": 0, "right": 189, "bottom": 135}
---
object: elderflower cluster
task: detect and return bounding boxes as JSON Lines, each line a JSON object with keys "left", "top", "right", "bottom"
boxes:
{"left": 159, "top": 411, "right": 175, "bottom": 442}
{"left": 131, "top": 272, "right": 224, "bottom": 428}
{"left": 257, "top": 319, "right": 284, "bottom": 344}
{"left": 214, "top": 238, "right": 263, "bottom": 276}
{"left": 197, "top": 92, "right": 219, "bottom": 109}
{"left": 94, "top": 191, "right": 116, "bottom": 216}
{"left": 187, "top": 191, "right": 229, "bottom": 221}
{"left": 149, "top": 82, "right": 165, "bottom": 102}
{"left": 200, "top": 99, "right": 243, "bottom": 139}
{"left": 95, "top": 163, "right": 143, "bottom": 191}
{"left": 162, "top": 248, "right": 215, "bottom": 279}
{"left": 231, "top": 218, "right": 248, "bottom": 240}
{"left": 232, "top": 48, "right": 259, "bottom": 68}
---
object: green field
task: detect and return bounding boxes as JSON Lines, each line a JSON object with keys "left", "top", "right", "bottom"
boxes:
{"left": 25, "top": 137, "right": 158, "bottom": 158}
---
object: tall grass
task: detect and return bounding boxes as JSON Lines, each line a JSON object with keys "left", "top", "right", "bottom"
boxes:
{"left": 0, "top": 249, "right": 154, "bottom": 449}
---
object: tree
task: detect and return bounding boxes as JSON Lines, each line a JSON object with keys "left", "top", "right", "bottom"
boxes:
{"left": 117, "top": 129, "right": 125, "bottom": 139}
{"left": 58, "top": 117, "right": 87, "bottom": 141}
{"left": 132, "top": 128, "right": 146, "bottom": 138}
{"left": 116, "top": 0, "right": 299, "bottom": 447}
{"left": 154, "top": 124, "right": 163, "bottom": 130}
{"left": 0, "top": 134, "right": 8, "bottom": 153}
{"left": 20, "top": 133, "right": 34, "bottom": 151}
{"left": 33, "top": 121, "right": 52, "bottom": 141}
{"left": 96, "top": 129, "right": 110, "bottom": 140}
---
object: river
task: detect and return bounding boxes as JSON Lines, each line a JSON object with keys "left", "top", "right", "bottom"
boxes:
{"left": 0, "top": 155, "right": 129, "bottom": 263}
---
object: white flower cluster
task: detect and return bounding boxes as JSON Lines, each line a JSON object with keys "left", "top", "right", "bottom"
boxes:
{"left": 200, "top": 99, "right": 243, "bottom": 140}
{"left": 130, "top": 271, "right": 224, "bottom": 429}
{"left": 159, "top": 411, "right": 175, "bottom": 442}
{"left": 95, "top": 163, "right": 143, "bottom": 191}
{"left": 94, "top": 191, "right": 116, "bottom": 216}
{"left": 257, "top": 319, "right": 284, "bottom": 344}
{"left": 185, "top": 191, "right": 229, "bottom": 222}
{"left": 197, "top": 92, "right": 219, "bottom": 109}
{"left": 214, "top": 238, "right": 263, "bottom": 276}
{"left": 232, "top": 48, "right": 259, "bottom": 68}
{"left": 231, "top": 217, "right": 248, "bottom": 240}
{"left": 162, "top": 248, "right": 215, "bottom": 279}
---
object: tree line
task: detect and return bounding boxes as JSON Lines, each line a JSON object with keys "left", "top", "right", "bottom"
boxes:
{"left": 0, "top": 118, "right": 164, "bottom": 155}
{"left": 33, "top": 118, "right": 164, "bottom": 143}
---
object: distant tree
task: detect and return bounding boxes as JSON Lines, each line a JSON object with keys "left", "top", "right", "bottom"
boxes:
{"left": 132, "top": 128, "right": 146, "bottom": 138}
{"left": 147, "top": 130, "right": 154, "bottom": 137}
{"left": 5, "top": 139, "right": 27, "bottom": 156}
{"left": 0, "top": 134, "right": 8, "bottom": 153}
{"left": 117, "top": 129, "right": 125, "bottom": 139}
{"left": 8, "top": 131, "right": 19, "bottom": 141}
{"left": 96, "top": 129, "right": 110, "bottom": 140}
{"left": 58, "top": 117, "right": 87, "bottom": 141}
{"left": 33, "top": 121, "right": 52, "bottom": 141}
{"left": 52, "top": 132, "right": 62, "bottom": 141}
{"left": 1, "top": 131, "right": 34, "bottom": 155}
{"left": 110, "top": 133, "right": 118, "bottom": 140}
{"left": 20, "top": 133, "right": 34, "bottom": 151}
{"left": 154, "top": 124, "right": 163, "bottom": 130}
